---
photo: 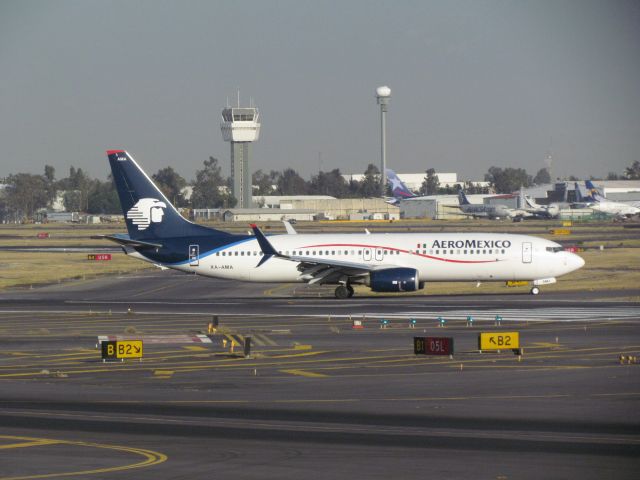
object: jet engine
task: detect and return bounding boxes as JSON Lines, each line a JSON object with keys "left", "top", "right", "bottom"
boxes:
{"left": 546, "top": 204, "right": 560, "bottom": 218}
{"left": 367, "top": 268, "right": 422, "bottom": 292}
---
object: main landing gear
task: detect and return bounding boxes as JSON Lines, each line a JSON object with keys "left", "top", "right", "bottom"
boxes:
{"left": 335, "top": 284, "right": 354, "bottom": 299}
{"left": 530, "top": 287, "right": 540, "bottom": 295}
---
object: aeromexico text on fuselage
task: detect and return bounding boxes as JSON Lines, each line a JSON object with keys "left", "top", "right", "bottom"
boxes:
{"left": 430, "top": 239, "right": 511, "bottom": 249}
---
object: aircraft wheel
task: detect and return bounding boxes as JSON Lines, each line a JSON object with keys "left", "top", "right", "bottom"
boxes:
{"left": 335, "top": 285, "right": 350, "bottom": 299}
{"left": 530, "top": 287, "right": 540, "bottom": 295}
{"left": 347, "top": 285, "right": 354, "bottom": 298}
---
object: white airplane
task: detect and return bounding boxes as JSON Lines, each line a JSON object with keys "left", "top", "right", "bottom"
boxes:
{"left": 101, "top": 150, "right": 585, "bottom": 297}
{"left": 454, "top": 191, "right": 515, "bottom": 219}
{"left": 518, "top": 190, "right": 562, "bottom": 219}
{"left": 581, "top": 181, "right": 640, "bottom": 217}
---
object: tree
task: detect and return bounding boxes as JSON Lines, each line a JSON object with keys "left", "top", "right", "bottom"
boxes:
{"left": 533, "top": 168, "right": 551, "bottom": 185}
{"left": 57, "top": 166, "right": 91, "bottom": 211}
{"left": 191, "top": 157, "right": 235, "bottom": 208}
{"left": 152, "top": 167, "right": 187, "bottom": 207}
{"left": 87, "top": 177, "right": 120, "bottom": 214}
{"left": 485, "top": 166, "right": 532, "bottom": 193}
{"left": 308, "top": 169, "right": 349, "bottom": 197}
{"left": 606, "top": 172, "right": 620, "bottom": 180}
{"left": 43, "top": 165, "right": 57, "bottom": 205}
{"left": 359, "top": 164, "right": 382, "bottom": 197}
{"left": 625, "top": 161, "right": 640, "bottom": 180}
{"left": 464, "top": 182, "right": 489, "bottom": 194}
{"left": 419, "top": 168, "right": 440, "bottom": 195}
{"left": 63, "top": 190, "right": 82, "bottom": 212}
{"left": 252, "top": 169, "right": 275, "bottom": 196}
{"left": 5, "top": 173, "right": 50, "bottom": 221}
{"left": 275, "top": 168, "right": 307, "bottom": 195}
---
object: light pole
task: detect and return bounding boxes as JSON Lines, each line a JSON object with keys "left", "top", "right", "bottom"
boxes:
{"left": 376, "top": 86, "right": 391, "bottom": 192}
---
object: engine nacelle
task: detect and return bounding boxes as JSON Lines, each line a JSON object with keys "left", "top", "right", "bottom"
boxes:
{"left": 368, "top": 268, "right": 421, "bottom": 292}
{"left": 546, "top": 204, "right": 560, "bottom": 218}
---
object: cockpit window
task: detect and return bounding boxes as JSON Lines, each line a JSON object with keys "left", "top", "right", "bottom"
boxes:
{"left": 546, "top": 246, "right": 564, "bottom": 253}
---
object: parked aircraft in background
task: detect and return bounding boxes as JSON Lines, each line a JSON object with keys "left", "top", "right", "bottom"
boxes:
{"left": 518, "top": 190, "right": 561, "bottom": 219}
{"left": 578, "top": 182, "right": 640, "bottom": 217}
{"left": 585, "top": 180, "right": 640, "bottom": 209}
{"left": 454, "top": 191, "right": 514, "bottom": 220}
{"left": 385, "top": 168, "right": 417, "bottom": 204}
{"left": 100, "top": 150, "right": 584, "bottom": 297}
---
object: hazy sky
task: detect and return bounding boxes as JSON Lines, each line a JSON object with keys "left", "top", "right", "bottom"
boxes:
{"left": 1, "top": 0, "right": 639, "bottom": 183}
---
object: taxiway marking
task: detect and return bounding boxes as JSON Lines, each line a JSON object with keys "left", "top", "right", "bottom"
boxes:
{"left": 0, "top": 435, "right": 166, "bottom": 480}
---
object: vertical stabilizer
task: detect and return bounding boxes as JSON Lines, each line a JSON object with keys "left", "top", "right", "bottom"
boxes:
{"left": 106, "top": 150, "right": 230, "bottom": 241}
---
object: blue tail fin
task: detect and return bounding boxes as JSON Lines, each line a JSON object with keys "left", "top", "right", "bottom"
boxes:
{"left": 385, "top": 168, "right": 416, "bottom": 200}
{"left": 458, "top": 190, "right": 471, "bottom": 205}
{"left": 585, "top": 180, "right": 605, "bottom": 201}
{"left": 107, "top": 150, "right": 229, "bottom": 240}
{"left": 574, "top": 182, "right": 587, "bottom": 202}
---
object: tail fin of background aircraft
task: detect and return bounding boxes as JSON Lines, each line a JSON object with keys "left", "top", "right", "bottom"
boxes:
{"left": 385, "top": 168, "right": 416, "bottom": 200}
{"left": 585, "top": 180, "right": 606, "bottom": 201}
{"left": 106, "top": 150, "right": 229, "bottom": 240}
{"left": 458, "top": 190, "right": 471, "bottom": 205}
{"left": 574, "top": 182, "right": 588, "bottom": 203}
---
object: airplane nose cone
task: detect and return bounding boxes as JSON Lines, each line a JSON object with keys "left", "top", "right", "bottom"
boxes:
{"left": 569, "top": 253, "right": 585, "bottom": 271}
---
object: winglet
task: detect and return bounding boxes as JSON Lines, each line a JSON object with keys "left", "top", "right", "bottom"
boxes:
{"left": 250, "top": 224, "right": 281, "bottom": 267}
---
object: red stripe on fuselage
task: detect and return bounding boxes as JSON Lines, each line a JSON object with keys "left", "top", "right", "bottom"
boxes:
{"left": 299, "top": 243, "right": 499, "bottom": 264}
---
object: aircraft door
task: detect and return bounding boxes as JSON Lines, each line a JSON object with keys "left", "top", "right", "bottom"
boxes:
{"left": 363, "top": 248, "right": 372, "bottom": 261}
{"left": 375, "top": 248, "right": 383, "bottom": 261}
{"left": 522, "top": 242, "right": 532, "bottom": 264}
{"left": 189, "top": 244, "right": 199, "bottom": 266}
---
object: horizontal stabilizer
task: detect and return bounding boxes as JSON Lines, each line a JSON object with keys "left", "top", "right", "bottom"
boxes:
{"left": 91, "top": 234, "right": 162, "bottom": 249}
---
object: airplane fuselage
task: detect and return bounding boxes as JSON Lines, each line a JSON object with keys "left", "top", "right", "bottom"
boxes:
{"left": 129, "top": 232, "right": 583, "bottom": 284}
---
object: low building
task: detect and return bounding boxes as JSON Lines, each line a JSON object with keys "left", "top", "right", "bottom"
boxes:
{"left": 253, "top": 195, "right": 336, "bottom": 209}
{"left": 400, "top": 197, "right": 465, "bottom": 220}
{"left": 222, "top": 208, "right": 316, "bottom": 222}
{"left": 282, "top": 198, "right": 399, "bottom": 220}
{"left": 46, "top": 212, "right": 80, "bottom": 223}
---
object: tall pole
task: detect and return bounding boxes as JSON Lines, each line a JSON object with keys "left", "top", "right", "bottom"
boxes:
{"left": 376, "top": 86, "right": 391, "bottom": 193}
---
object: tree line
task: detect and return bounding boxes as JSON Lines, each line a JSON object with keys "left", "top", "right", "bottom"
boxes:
{"left": 1, "top": 159, "right": 638, "bottom": 222}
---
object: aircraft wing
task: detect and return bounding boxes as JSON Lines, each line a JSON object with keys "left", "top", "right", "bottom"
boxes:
{"left": 91, "top": 234, "right": 163, "bottom": 249}
{"left": 250, "top": 224, "right": 399, "bottom": 284}
{"left": 283, "top": 221, "right": 297, "bottom": 234}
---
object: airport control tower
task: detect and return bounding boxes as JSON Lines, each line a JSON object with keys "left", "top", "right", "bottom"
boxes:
{"left": 221, "top": 99, "right": 261, "bottom": 208}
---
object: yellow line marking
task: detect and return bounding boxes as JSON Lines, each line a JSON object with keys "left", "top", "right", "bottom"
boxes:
{"left": 0, "top": 439, "right": 62, "bottom": 450}
{"left": 280, "top": 369, "right": 328, "bottom": 378}
{"left": 153, "top": 370, "right": 174, "bottom": 376}
{"left": 0, "top": 435, "right": 167, "bottom": 480}
{"left": 270, "top": 351, "right": 327, "bottom": 359}
{"left": 263, "top": 283, "right": 294, "bottom": 297}
{"left": 528, "top": 342, "right": 565, "bottom": 348}
{"left": 182, "top": 346, "right": 208, "bottom": 351}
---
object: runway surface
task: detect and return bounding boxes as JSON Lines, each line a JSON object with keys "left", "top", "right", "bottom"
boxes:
{"left": 1, "top": 270, "right": 639, "bottom": 479}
